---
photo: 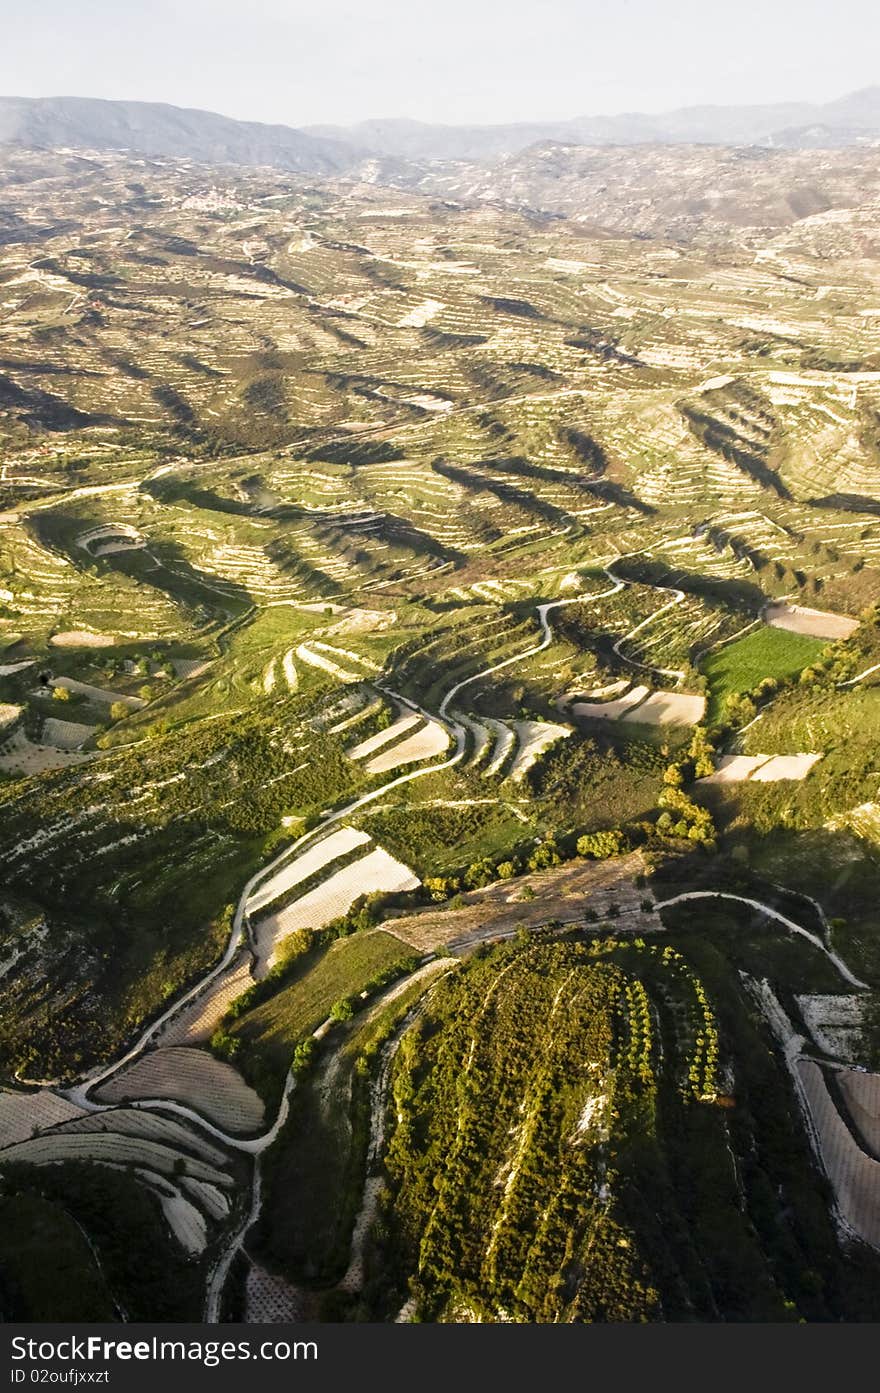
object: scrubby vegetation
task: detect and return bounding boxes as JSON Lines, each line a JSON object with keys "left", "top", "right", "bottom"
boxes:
{"left": 363, "top": 935, "right": 880, "bottom": 1323}
{"left": 3, "top": 139, "right": 880, "bottom": 1324}
{"left": 0, "top": 1163, "right": 206, "bottom": 1321}
{"left": 703, "top": 627, "right": 827, "bottom": 721}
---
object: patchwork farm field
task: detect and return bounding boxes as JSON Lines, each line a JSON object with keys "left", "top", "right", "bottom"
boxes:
{"left": 230, "top": 929, "right": 418, "bottom": 1084}
{"left": 2, "top": 134, "right": 880, "bottom": 1323}
{"left": 703, "top": 626, "right": 827, "bottom": 720}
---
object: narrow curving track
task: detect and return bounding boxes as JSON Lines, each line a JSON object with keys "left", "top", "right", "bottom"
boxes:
{"left": 838, "top": 661, "right": 880, "bottom": 688}
{"left": 56, "top": 573, "right": 629, "bottom": 1318}
{"left": 39, "top": 563, "right": 866, "bottom": 1320}
{"left": 68, "top": 570, "right": 627, "bottom": 1106}
{"left": 656, "top": 891, "right": 868, "bottom": 989}
{"left": 609, "top": 578, "right": 687, "bottom": 685}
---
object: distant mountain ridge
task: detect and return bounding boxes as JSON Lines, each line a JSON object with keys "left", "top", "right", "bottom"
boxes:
{"left": 0, "top": 88, "right": 879, "bottom": 173}
{"left": 309, "top": 87, "right": 880, "bottom": 158}
{"left": 0, "top": 95, "right": 363, "bottom": 173}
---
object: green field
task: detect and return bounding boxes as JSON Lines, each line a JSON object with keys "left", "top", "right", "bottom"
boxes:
{"left": 703, "top": 627, "right": 826, "bottom": 721}
{"left": 253, "top": 965, "right": 448, "bottom": 1290}
{"left": 233, "top": 929, "right": 415, "bottom": 1076}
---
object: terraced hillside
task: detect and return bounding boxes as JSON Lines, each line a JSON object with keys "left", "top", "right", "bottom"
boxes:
{"left": 2, "top": 141, "right": 880, "bottom": 1323}
{"left": 361, "top": 935, "right": 877, "bottom": 1323}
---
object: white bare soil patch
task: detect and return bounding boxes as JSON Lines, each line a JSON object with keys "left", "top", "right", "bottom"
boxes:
{"left": 246, "top": 826, "right": 371, "bottom": 916}
{"left": 402, "top": 392, "right": 453, "bottom": 413}
{"left": 157, "top": 956, "right": 255, "bottom": 1046}
{"left": 0, "top": 1088, "right": 84, "bottom": 1149}
{"left": 347, "top": 712, "right": 421, "bottom": 761}
{"left": 49, "top": 631, "right": 115, "bottom": 648}
{"left": 121, "top": 1164, "right": 210, "bottom": 1255}
{"left": 698, "top": 755, "right": 772, "bottom": 784}
{"left": 508, "top": 721, "right": 571, "bottom": 780}
{"left": 543, "top": 257, "right": 593, "bottom": 274}
{"left": 326, "top": 607, "right": 395, "bottom": 636}
{"left": 558, "top": 572, "right": 590, "bottom": 593}
{"left": 281, "top": 648, "right": 298, "bottom": 691}
{"left": 0, "top": 703, "right": 21, "bottom": 730}
{"left": 836, "top": 1069, "right": 880, "bottom": 1159}
{"left": 750, "top": 753, "right": 822, "bottom": 781}
{"left": 365, "top": 720, "right": 449, "bottom": 775}
{"left": 571, "top": 685, "right": 650, "bottom": 719}
{"left": 42, "top": 717, "right": 96, "bottom": 750}
{"left": 481, "top": 718, "right": 516, "bottom": 778}
{"left": 52, "top": 678, "right": 146, "bottom": 709}
{"left": 796, "top": 994, "right": 865, "bottom": 1062}
{"left": 699, "top": 753, "right": 821, "bottom": 783}
{"left": 256, "top": 848, "right": 420, "bottom": 968}
{"left": 697, "top": 375, "right": 737, "bottom": 392}
{"left": 179, "top": 1176, "right": 230, "bottom": 1221}
{"left": 455, "top": 712, "right": 491, "bottom": 765}
{"left": 264, "top": 651, "right": 297, "bottom": 694}
{"left": 94, "top": 1047, "right": 265, "bottom": 1135}
{"left": 295, "top": 643, "right": 360, "bottom": 682}
{"left": 156, "top": 1190, "right": 207, "bottom": 1254}
{"left": 796, "top": 1058, "right": 880, "bottom": 1249}
{"left": 621, "top": 691, "right": 706, "bottom": 726}
{"left": 764, "top": 602, "right": 859, "bottom": 641}
{"left": 0, "top": 726, "right": 92, "bottom": 776}
{"left": 397, "top": 299, "right": 445, "bottom": 328}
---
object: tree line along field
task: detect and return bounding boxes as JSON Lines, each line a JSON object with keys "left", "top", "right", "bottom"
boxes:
{"left": 702, "top": 627, "right": 828, "bottom": 721}
{"left": 226, "top": 929, "right": 419, "bottom": 1096}
{"left": 2, "top": 139, "right": 880, "bottom": 1323}
{"left": 352, "top": 934, "right": 880, "bottom": 1323}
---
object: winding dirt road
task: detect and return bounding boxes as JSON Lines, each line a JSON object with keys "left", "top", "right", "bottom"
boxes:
{"left": 37, "top": 564, "right": 867, "bottom": 1318}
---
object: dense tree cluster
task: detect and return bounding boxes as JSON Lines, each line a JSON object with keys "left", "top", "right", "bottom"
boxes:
{"left": 374, "top": 939, "right": 664, "bottom": 1322}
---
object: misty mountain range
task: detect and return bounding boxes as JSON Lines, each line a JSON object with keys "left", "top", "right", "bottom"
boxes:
{"left": 1, "top": 87, "right": 879, "bottom": 175}
{"left": 309, "top": 86, "right": 880, "bottom": 158}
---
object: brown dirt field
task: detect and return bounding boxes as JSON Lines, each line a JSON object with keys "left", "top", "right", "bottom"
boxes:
{"left": 157, "top": 954, "right": 255, "bottom": 1045}
{"left": 797, "top": 1058, "right": 880, "bottom": 1248}
{"left": 836, "top": 1068, "right": 880, "bottom": 1160}
{"left": 94, "top": 1046, "right": 265, "bottom": 1135}
{"left": 49, "top": 631, "right": 116, "bottom": 647}
{"left": 382, "top": 851, "right": 660, "bottom": 954}
{"left": 764, "top": 603, "right": 859, "bottom": 641}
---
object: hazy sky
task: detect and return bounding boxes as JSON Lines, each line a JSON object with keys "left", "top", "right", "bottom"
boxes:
{"left": 2, "top": 0, "right": 878, "bottom": 127}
